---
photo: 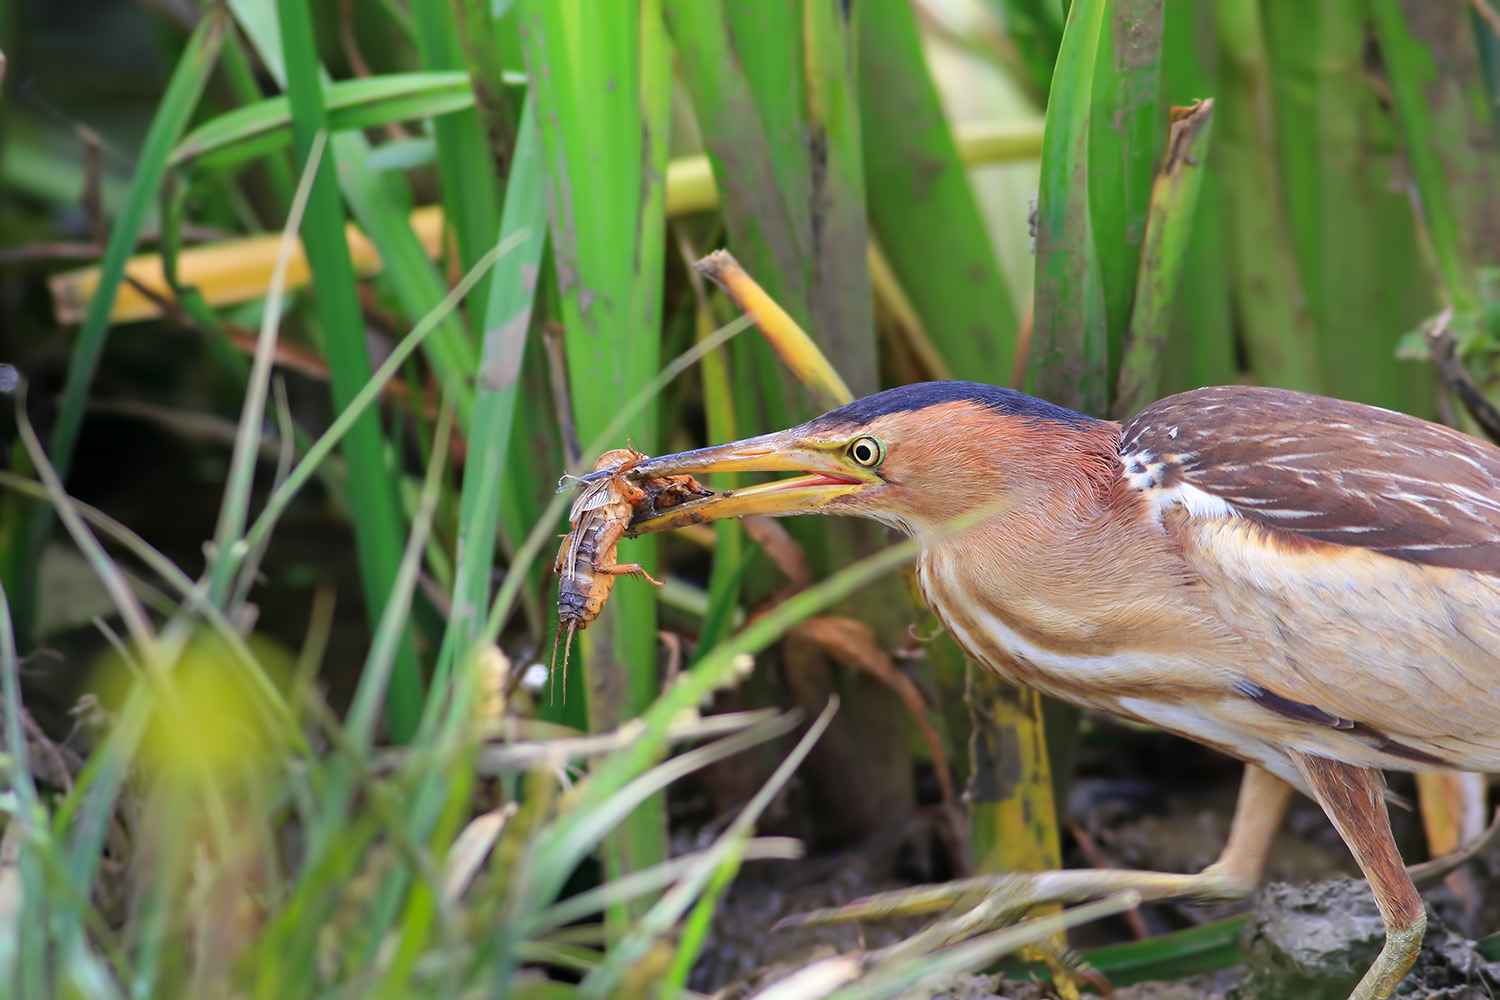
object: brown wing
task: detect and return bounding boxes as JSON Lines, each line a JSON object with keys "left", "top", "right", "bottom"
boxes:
{"left": 1120, "top": 385, "right": 1500, "bottom": 575}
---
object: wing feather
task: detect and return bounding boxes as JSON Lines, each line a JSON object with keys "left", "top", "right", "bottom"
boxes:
{"left": 1122, "top": 386, "right": 1500, "bottom": 574}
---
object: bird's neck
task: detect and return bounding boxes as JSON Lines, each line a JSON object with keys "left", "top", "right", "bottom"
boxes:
{"left": 914, "top": 428, "right": 1196, "bottom": 672}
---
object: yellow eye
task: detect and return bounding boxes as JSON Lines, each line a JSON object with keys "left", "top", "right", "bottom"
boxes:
{"left": 848, "top": 436, "right": 883, "bottom": 468}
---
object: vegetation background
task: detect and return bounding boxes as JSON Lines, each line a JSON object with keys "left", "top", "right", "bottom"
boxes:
{"left": 0, "top": 0, "right": 1497, "bottom": 996}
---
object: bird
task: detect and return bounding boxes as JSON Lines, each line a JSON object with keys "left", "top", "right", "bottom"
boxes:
{"left": 610, "top": 379, "right": 1500, "bottom": 1000}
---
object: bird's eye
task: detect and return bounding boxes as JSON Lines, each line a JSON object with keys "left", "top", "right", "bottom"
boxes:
{"left": 848, "top": 436, "right": 883, "bottom": 468}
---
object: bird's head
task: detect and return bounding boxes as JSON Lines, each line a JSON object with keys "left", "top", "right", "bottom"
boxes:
{"left": 616, "top": 381, "right": 1119, "bottom": 541}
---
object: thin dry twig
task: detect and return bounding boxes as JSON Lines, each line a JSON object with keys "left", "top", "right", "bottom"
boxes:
{"left": 1410, "top": 807, "right": 1500, "bottom": 889}
{"left": 1421, "top": 307, "right": 1500, "bottom": 444}
{"left": 1065, "top": 817, "right": 1150, "bottom": 941}
{"left": 78, "top": 124, "right": 105, "bottom": 248}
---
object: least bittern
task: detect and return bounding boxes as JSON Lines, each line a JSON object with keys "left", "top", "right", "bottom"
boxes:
{"left": 606, "top": 381, "right": 1500, "bottom": 1000}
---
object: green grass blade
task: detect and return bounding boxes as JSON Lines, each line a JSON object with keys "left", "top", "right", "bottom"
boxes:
{"left": 998, "top": 913, "right": 1247, "bottom": 986}
{"left": 1031, "top": 0, "right": 1110, "bottom": 413}
{"left": 858, "top": 0, "right": 1019, "bottom": 383}
{"left": 349, "top": 401, "right": 454, "bottom": 750}
{"left": 1115, "top": 100, "right": 1214, "bottom": 418}
{"left": 0, "top": 580, "right": 49, "bottom": 1000}
{"left": 521, "top": 0, "right": 672, "bottom": 918}
{"left": 654, "top": 840, "right": 740, "bottom": 997}
{"left": 1213, "top": 0, "right": 1321, "bottom": 392}
{"left": 454, "top": 0, "right": 521, "bottom": 179}
{"left": 231, "top": 0, "right": 479, "bottom": 430}
{"left": 441, "top": 90, "right": 546, "bottom": 670}
{"left": 1088, "top": 0, "right": 1164, "bottom": 390}
{"left": 665, "top": 0, "right": 813, "bottom": 431}
{"left": 982, "top": 0, "right": 1065, "bottom": 101}
{"left": 216, "top": 28, "right": 297, "bottom": 209}
{"left": 240, "top": 241, "right": 512, "bottom": 589}
{"left": 1371, "top": 2, "right": 1500, "bottom": 322}
{"left": 683, "top": 289, "right": 745, "bottom": 665}
{"left": 340, "top": 404, "right": 460, "bottom": 995}
{"left": 411, "top": 2, "right": 501, "bottom": 326}
{"left": 804, "top": 0, "right": 878, "bottom": 396}
{"left": 1157, "top": 0, "right": 1234, "bottom": 395}
{"left": 580, "top": 701, "right": 838, "bottom": 998}
{"left": 5, "top": 9, "right": 226, "bottom": 648}
{"left": 1264, "top": 1, "right": 1432, "bottom": 411}
{"left": 274, "top": 0, "right": 424, "bottom": 739}
{"left": 668, "top": 0, "right": 878, "bottom": 410}
{"left": 171, "top": 71, "right": 485, "bottom": 168}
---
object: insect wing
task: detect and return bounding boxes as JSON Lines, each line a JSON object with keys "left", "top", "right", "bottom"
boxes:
{"left": 569, "top": 480, "right": 617, "bottom": 522}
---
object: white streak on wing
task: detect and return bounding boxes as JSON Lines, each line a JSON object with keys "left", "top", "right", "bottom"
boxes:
{"left": 1260, "top": 451, "right": 1335, "bottom": 465}
{"left": 1450, "top": 453, "right": 1491, "bottom": 477}
{"left": 1447, "top": 482, "right": 1500, "bottom": 515}
{"left": 1146, "top": 481, "right": 1239, "bottom": 522}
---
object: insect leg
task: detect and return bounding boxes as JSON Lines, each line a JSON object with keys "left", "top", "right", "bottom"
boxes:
{"left": 596, "top": 562, "right": 665, "bottom": 587}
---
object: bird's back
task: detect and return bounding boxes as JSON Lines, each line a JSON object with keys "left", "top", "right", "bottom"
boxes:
{"left": 1123, "top": 385, "right": 1500, "bottom": 573}
{"left": 1118, "top": 385, "right": 1500, "bottom": 777}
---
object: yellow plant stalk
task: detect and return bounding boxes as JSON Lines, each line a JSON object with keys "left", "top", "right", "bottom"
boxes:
{"left": 694, "top": 250, "right": 852, "bottom": 412}
{"left": 50, "top": 206, "right": 447, "bottom": 325}
{"left": 50, "top": 119, "right": 1042, "bottom": 327}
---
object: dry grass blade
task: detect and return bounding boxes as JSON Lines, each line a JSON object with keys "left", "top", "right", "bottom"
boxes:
{"left": 747, "top": 957, "right": 862, "bottom": 1000}
{"left": 209, "top": 129, "right": 326, "bottom": 605}
{"left": 14, "top": 391, "right": 158, "bottom": 662}
{"left": 443, "top": 804, "right": 517, "bottom": 906}
{"left": 742, "top": 516, "right": 812, "bottom": 591}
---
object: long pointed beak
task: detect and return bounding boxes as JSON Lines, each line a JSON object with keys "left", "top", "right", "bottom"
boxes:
{"left": 614, "top": 430, "right": 879, "bottom": 535}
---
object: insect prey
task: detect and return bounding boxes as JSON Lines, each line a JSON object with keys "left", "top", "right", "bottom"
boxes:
{"left": 550, "top": 448, "right": 711, "bottom": 701}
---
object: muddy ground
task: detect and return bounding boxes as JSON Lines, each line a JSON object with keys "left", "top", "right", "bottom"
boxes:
{"left": 681, "top": 726, "right": 1500, "bottom": 999}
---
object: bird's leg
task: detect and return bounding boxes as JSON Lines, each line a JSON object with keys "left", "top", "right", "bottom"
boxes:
{"left": 1198, "top": 761, "right": 1295, "bottom": 888}
{"left": 776, "top": 764, "right": 1292, "bottom": 932}
{"left": 1290, "top": 751, "right": 1425, "bottom": 1000}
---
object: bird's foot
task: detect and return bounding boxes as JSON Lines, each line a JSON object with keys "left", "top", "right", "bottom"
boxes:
{"left": 1350, "top": 909, "right": 1425, "bottom": 1000}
